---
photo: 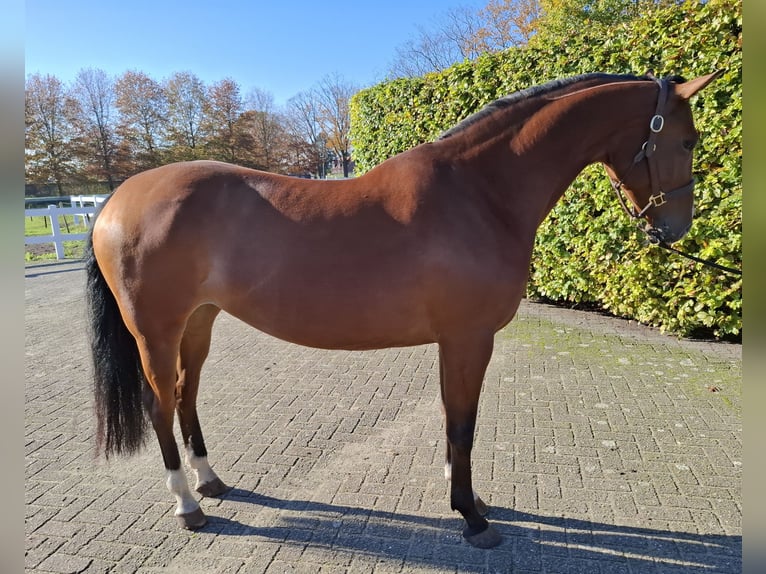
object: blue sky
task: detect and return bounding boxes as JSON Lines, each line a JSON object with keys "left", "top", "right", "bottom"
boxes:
{"left": 26, "top": 0, "right": 487, "bottom": 106}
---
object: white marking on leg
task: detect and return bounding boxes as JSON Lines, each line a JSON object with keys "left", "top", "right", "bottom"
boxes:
{"left": 444, "top": 462, "right": 452, "bottom": 481}
{"left": 473, "top": 489, "right": 480, "bottom": 502}
{"left": 166, "top": 469, "right": 199, "bottom": 516}
{"left": 186, "top": 444, "right": 219, "bottom": 489}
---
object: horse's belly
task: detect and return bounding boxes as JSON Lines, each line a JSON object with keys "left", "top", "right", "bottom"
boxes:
{"left": 225, "top": 292, "right": 435, "bottom": 351}
{"left": 202, "top": 237, "right": 523, "bottom": 351}
{"left": 210, "top": 265, "right": 436, "bottom": 350}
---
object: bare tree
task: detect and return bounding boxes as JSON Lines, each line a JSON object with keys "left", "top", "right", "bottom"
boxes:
{"left": 387, "top": 1, "right": 542, "bottom": 78}
{"left": 25, "top": 73, "right": 78, "bottom": 194}
{"left": 164, "top": 71, "right": 207, "bottom": 159}
{"left": 70, "top": 68, "right": 121, "bottom": 190}
{"left": 315, "top": 74, "right": 356, "bottom": 178}
{"left": 285, "top": 90, "right": 327, "bottom": 177}
{"left": 441, "top": 6, "right": 490, "bottom": 62}
{"left": 115, "top": 70, "right": 167, "bottom": 171}
{"left": 243, "top": 88, "right": 284, "bottom": 172}
{"left": 387, "top": 6, "right": 490, "bottom": 78}
{"left": 388, "top": 24, "right": 464, "bottom": 78}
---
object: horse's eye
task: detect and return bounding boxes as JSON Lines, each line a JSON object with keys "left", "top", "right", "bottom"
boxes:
{"left": 683, "top": 139, "right": 696, "bottom": 151}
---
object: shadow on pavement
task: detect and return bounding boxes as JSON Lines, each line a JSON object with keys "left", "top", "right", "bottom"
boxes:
{"left": 195, "top": 488, "right": 741, "bottom": 572}
{"left": 25, "top": 260, "right": 85, "bottom": 278}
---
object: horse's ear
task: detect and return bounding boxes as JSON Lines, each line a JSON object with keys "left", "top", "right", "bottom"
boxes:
{"left": 675, "top": 70, "right": 723, "bottom": 100}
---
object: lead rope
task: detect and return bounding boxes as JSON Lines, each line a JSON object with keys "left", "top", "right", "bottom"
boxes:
{"left": 654, "top": 240, "right": 742, "bottom": 276}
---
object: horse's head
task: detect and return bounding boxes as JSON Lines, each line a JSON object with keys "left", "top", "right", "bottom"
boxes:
{"left": 604, "top": 71, "right": 721, "bottom": 244}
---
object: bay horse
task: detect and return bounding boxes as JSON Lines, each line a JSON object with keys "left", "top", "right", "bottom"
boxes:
{"left": 85, "top": 71, "right": 719, "bottom": 548}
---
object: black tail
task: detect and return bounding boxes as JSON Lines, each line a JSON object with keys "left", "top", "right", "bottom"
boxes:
{"left": 84, "top": 221, "right": 148, "bottom": 457}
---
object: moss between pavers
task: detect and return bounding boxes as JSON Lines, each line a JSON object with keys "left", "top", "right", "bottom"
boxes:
{"left": 498, "top": 315, "right": 741, "bottom": 415}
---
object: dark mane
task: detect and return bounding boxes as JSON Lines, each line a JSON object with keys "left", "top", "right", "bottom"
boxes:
{"left": 437, "top": 72, "right": 647, "bottom": 140}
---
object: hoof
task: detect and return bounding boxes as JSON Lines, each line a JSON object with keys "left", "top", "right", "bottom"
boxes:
{"left": 196, "top": 477, "right": 231, "bottom": 498}
{"left": 176, "top": 507, "right": 207, "bottom": 530}
{"left": 475, "top": 496, "right": 489, "bottom": 517}
{"left": 463, "top": 524, "right": 502, "bottom": 549}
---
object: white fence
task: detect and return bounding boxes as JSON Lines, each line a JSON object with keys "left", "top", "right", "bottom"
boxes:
{"left": 25, "top": 195, "right": 108, "bottom": 260}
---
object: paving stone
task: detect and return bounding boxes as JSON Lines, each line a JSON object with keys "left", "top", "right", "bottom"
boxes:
{"left": 35, "top": 553, "right": 93, "bottom": 574}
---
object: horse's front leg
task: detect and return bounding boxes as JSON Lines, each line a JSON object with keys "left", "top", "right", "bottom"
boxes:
{"left": 439, "top": 332, "right": 501, "bottom": 548}
{"left": 440, "top": 351, "right": 490, "bottom": 518}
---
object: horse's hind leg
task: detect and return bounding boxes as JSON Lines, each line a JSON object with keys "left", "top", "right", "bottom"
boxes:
{"left": 176, "top": 304, "right": 229, "bottom": 497}
{"left": 137, "top": 330, "right": 207, "bottom": 530}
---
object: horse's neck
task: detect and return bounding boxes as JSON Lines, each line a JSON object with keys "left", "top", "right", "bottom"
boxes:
{"left": 454, "top": 81, "right": 653, "bottom": 235}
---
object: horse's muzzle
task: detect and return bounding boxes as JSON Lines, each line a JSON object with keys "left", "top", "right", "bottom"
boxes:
{"left": 644, "top": 221, "right": 692, "bottom": 245}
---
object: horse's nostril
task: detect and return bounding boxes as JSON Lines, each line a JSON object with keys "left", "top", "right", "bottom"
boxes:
{"left": 647, "top": 222, "right": 691, "bottom": 245}
{"left": 646, "top": 226, "right": 664, "bottom": 244}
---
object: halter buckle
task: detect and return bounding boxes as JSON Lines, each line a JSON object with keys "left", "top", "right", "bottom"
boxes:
{"left": 641, "top": 141, "right": 656, "bottom": 154}
{"left": 648, "top": 191, "right": 667, "bottom": 208}
{"left": 650, "top": 115, "right": 664, "bottom": 133}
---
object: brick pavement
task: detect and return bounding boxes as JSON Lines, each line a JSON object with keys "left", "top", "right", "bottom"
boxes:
{"left": 25, "top": 260, "right": 741, "bottom": 573}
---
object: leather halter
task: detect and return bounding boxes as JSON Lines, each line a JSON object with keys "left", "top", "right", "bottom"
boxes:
{"left": 609, "top": 75, "right": 695, "bottom": 222}
{"left": 607, "top": 76, "right": 741, "bottom": 276}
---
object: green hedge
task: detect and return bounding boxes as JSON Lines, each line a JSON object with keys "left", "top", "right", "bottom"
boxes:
{"left": 349, "top": 0, "right": 741, "bottom": 339}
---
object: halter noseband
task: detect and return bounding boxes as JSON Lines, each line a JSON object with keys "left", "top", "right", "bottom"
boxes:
{"left": 609, "top": 75, "right": 695, "bottom": 226}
